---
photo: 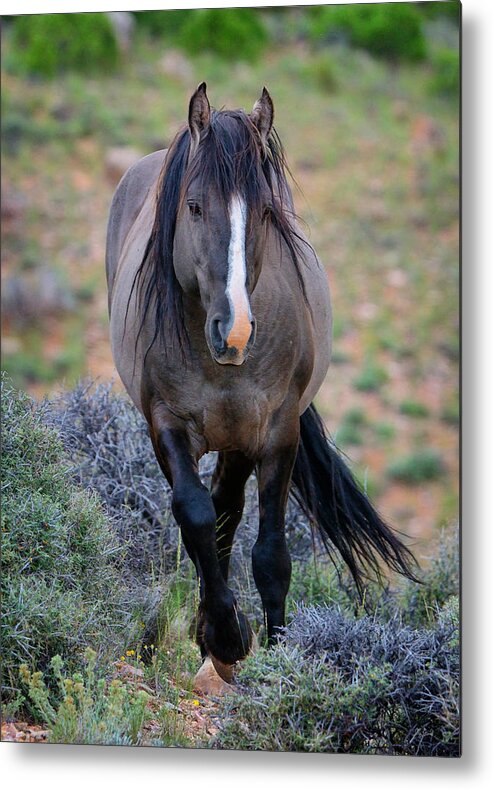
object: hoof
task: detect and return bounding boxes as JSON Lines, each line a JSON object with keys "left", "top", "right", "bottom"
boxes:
{"left": 209, "top": 655, "right": 235, "bottom": 683}
{"left": 209, "top": 629, "right": 258, "bottom": 682}
{"left": 193, "top": 657, "right": 235, "bottom": 697}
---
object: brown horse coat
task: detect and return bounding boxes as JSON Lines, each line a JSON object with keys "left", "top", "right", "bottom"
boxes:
{"left": 107, "top": 150, "right": 332, "bottom": 460}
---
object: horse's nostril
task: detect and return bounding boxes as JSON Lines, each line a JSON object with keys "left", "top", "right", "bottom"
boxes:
{"left": 210, "top": 317, "right": 226, "bottom": 353}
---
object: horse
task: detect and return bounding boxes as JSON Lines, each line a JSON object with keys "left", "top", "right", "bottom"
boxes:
{"left": 106, "top": 83, "right": 417, "bottom": 688}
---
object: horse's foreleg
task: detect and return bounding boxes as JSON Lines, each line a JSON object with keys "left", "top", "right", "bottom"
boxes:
{"left": 211, "top": 451, "right": 255, "bottom": 582}
{"left": 253, "top": 414, "right": 298, "bottom": 645}
{"left": 149, "top": 411, "right": 252, "bottom": 666}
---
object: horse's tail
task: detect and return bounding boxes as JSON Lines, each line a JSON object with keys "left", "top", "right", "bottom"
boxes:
{"left": 290, "top": 403, "right": 419, "bottom": 594}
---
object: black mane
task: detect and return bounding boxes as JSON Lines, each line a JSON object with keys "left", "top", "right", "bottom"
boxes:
{"left": 129, "top": 108, "right": 309, "bottom": 362}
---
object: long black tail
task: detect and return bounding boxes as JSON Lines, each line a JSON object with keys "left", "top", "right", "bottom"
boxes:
{"left": 291, "top": 404, "right": 419, "bottom": 594}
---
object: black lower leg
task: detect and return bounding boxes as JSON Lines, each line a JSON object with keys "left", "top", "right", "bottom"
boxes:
{"left": 253, "top": 438, "right": 298, "bottom": 644}
{"left": 211, "top": 451, "right": 255, "bottom": 582}
{"left": 150, "top": 415, "right": 252, "bottom": 664}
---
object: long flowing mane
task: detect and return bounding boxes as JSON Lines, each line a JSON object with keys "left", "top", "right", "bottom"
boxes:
{"left": 128, "top": 108, "right": 310, "bottom": 361}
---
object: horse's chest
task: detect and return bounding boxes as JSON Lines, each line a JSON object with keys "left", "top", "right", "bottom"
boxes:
{"left": 200, "top": 390, "right": 268, "bottom": 456}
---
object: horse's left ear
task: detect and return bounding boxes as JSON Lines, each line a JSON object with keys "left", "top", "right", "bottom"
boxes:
{"left": 250, "top": 87, "right": 274, "bottom": 148}
{"left": 188, "top": 82, "right": 210, "bottom": 157}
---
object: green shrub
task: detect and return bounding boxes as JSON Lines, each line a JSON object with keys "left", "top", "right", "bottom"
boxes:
{"left": 399, "top": 526, "right": 459, "bottom": 626}
{"left": 441, "top": 395, "right": 460, "bottom": 426}
{"left": 19, "top": 650, "right": 150, "bottom": 745}
{"left": 399, "top": 398, "right": 430, "bottom": 418}
{"left": 429, "top": 47, "right": 460, "bottom": 98}
{"left": 387, "top": 448, "right": 445, "bottom": 484}
{"left": 302, "top": 53, "right": 338, "bottom": 93}
{"left": 10, "top": 13, "right": 119, "bottom": 77}
{"left": 418, "top": 1, "right": 460, "bottom": 25}
{"left": 308, "top": 3, "right": 427, "bottom": 62}
{"left": 0, "top": 376, "right": 140, "bottom": 714}
{"left": 353, "top": 362, "right": 389, "bottom": 392}
{"left": 336, "top": 405, "right": 367, "bottom": 446}
{"left": 373, "top": 421, "right": 396, "bottom": 441}
{"left": 177, "top": 8, "right": 268, "bottom": 63}
{"left": 132, "top": 10, "right": 189, "bottom": 38}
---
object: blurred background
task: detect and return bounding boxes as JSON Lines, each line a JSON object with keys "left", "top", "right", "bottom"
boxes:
{"left": 1, "top": 3, "right": 459, "bottom": 551}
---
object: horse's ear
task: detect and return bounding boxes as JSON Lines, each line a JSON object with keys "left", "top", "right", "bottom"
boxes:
{"left": 188, "top": 82, "right": 210, "bottom": 157}
{"left": 250, "top": 87, "right": 274, "bottom": 149}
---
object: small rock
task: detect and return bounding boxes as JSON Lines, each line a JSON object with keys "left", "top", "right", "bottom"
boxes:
{"left": 106, "top": 12, "right": 135, "bottom": 53}
{"left": 105, "top": 147, "right": 143, "bottom": 184}
{"left": 160, "top": 50, "right": 194, "bottom": 83}
{"left": 1, "top": 191, "right": 27, "bottom": 221}
{"left": 2, "top": 267, "right": 75, "bottom": 327}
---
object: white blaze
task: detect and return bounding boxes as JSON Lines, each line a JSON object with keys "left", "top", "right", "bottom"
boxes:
{"left": 225, "top": 194, "right": 251, "bottom": 351}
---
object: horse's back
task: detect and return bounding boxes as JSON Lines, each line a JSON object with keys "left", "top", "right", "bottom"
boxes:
{"left": 297, "top": 238, "right": 332, "bottom": 414}
{"left": 106, "top": 149, "right": 167, "bottom": 306}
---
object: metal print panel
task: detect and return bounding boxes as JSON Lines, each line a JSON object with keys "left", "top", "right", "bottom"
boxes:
{"left": 1, "top": 1, "right": 460, "bottom": 755}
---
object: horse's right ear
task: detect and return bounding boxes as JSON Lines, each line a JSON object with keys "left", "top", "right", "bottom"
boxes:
{"left": 250, "top": 87, "right": 274, "bottom": 151}
{"left": 188, "top": 82, "right": 210, "bottom": 158}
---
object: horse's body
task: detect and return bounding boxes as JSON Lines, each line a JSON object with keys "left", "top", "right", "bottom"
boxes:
{"left": 107, "top": 149, "right": 331, "bottom": 452}
{"left": 107, "top": 85, "right": 416, "bottom": 680}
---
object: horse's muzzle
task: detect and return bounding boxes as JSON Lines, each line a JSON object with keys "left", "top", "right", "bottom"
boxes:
{"left": 209, "top": 315, "right": 256, "bottom": 365}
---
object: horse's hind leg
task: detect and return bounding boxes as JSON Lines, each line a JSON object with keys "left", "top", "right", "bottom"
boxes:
{"left": 149, "top": 408, "right": 253, "bottom": 666}
{"left": 211, "top": 451, "right": 255, "bottom": 582}
{"left": 253, "top": 410, "right": 298, "bottom": 644}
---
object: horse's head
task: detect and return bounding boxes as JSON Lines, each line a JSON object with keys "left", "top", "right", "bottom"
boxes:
{"left": 137, "top": 84, "right": 302, "bottom": 367}
{"left": 172, "top": 83, "right": 277, "bottom": 366}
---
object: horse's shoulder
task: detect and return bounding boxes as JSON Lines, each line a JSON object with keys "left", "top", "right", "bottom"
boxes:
{"left": 106, "top": 148, "right": 168, "bottom": 298}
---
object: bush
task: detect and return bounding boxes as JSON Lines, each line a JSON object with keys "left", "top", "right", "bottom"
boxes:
{"left": 387, "top": 449, "right": 445, "bottom": 484}
{"left": 335, "top": 408, "right": 367, "bottom": 446}
{"left": 308, "top": 3, "right": 427, "bottom": 62}
{"left": 399, "top": 398, "right": 430, "bottom": 418}
{"left": 302, "top": 53, "right": 338, "bottom": 93}
{"left": 429, "top": 47, "right": 460, "bottom": 98}
{"left": 9, "top": 13, "right": 119, "bottom": 77}
{"left": 399, "top": 526, "right": 459, "bottom": 626}
{"left": 177, "top": 8, "right": 268, "bottom": 63}
{"left": 18, "top": 650, "right": 150, "bottom": 745}
{"left": 215, "top": 602, "right": 459, "bottom": 755}
{"left": 0, "top": 376, "right": 141, "bottom": 714}
{"left": 353, "top": 362, "right": 389, "bottom": 392}
{"left": 132, "top": 10, "right": 189, "bottom": 39}
{"left": 419, "top": 1, "right": 460, "bottom": 25}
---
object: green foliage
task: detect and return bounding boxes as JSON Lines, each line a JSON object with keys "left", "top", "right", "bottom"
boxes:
{"left": 177, "top": 9, "right": 268, "bottom": 63}
{"left": 353, "top": 362, "right": 389, "bottom": 392}
{"left": 387, "top": 448, "right": 445, "bottom": 484}
{"left": 429, "top": 47, "right": 460, "bottom": 98}
{"left": 399, "top": 526, "right": 459, "bottom": 627}
{"left": 308, "top": 3, "right": 427, "bottom": 62}
{"left": 19, "top": 650, "right": 150, "bottom": 745}
{"left": 373, "top": 421, "right": 396, "bottom": 442}
{"left": 1, "top": 376, "right": 140, "bottom": 714}
{"left": 9, "top": 13, "right": 119, "bottom": 78}
{"left": 441, "top": 394, "right": 460, "bottom": 426}
{"left": 399, "top": 398, "right": 430, "bottom": 418}
{"left": 132, "top": 10, "right": 189, "bottom": 38}
{"left": 336, "top": 407, "right": 367, "bottom": 446}
{"left": 302, "top": 53, "right": 338, "bottom": 93}
{"left": 418, "top": 1, "right": 461, "bottom": 25}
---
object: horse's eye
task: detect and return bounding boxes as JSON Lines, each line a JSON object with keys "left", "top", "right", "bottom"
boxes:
{"left": 188, "top": 202, "right": 202, "bottom": 218}
{"left": 262, "top": 206, "right": 272, "bottom": 223}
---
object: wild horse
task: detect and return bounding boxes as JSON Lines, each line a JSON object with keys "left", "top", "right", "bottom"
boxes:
{"left": 106, "top": 84, "right": 417, "bottom": 685}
